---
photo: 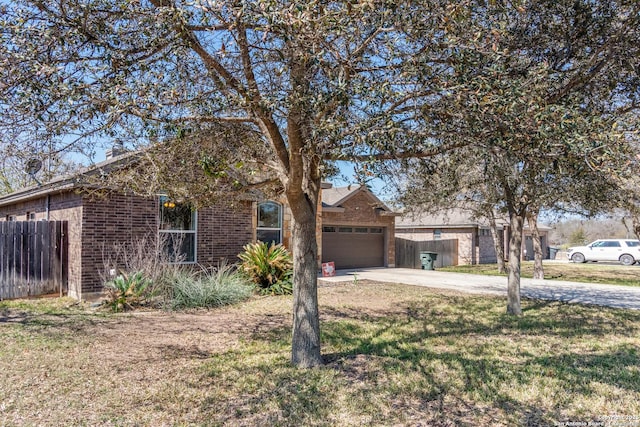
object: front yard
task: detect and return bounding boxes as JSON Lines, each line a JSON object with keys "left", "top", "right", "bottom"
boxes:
{"left": 441, "top": 261, "right": 640, "bottom": 287}
{"left": 1, "top": 282, "right": 639, "bottom": 426}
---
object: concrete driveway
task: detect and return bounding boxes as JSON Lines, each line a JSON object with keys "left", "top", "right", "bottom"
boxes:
{"left": 319, "top": 267, "right": 640, "bottom": 310}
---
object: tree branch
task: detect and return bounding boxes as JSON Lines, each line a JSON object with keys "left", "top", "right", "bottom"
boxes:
{"left": 344, "top": 140, "right": 471, "bottom": 161}
{"left": 148, "top": 0, "right": 249, "bottom": 101}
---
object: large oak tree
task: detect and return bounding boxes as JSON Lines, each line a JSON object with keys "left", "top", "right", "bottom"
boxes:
{"left": 0, "top": 0, "right": 454, "bottom": 366}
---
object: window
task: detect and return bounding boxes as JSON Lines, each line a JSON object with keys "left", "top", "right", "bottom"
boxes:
{"left": 27, "top": 212, "right": 36, "bottom": 221}
{"left": 627, "top": 241, "right": 640, "bottom": 247}
{"left": 6, "top": 215, "right": 16, "bottom": 221}
{"left": 370, "top": 227, "right": 383, "bottom": 234}
{"left": 355, "top": 227, "right": 368, "bottom": 233}
{"left": 323, "top": 226, "right": 336, "bottom": 232}
{"left": 434, "top": 229, "right": 442, "bottom": 240}
{"left": 593, "top": 240, "right": 621, "bottom": 248}
{"left": 158, "top": 196, "right": 196, "bottom": 263}
{"left": 257, "top": 202, "right": 282, "bottom": 245}
{"left": 338, "top": 227, "right": 353, "bottom": 233}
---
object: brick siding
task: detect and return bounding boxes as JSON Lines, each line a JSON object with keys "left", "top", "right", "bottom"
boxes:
{"left": 196, "top": 201, "right": 253, "bottom": 266}
{"left": 2, "top": 190, "right": 254, "bottom": 300}
{"left": 80, "top": 193, "right": 158, "bottom": 296}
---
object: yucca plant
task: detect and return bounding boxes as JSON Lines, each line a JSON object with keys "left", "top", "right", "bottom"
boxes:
{"left": 103, "top": 270, "right": 152, "bottom": 312}
{"left": 238, "top": 242, "right": 293, "bottom": 295}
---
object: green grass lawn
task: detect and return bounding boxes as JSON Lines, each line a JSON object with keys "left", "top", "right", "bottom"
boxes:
{"left": 440, "top": 261, "right": 640, "bottom": 287}
{"left": 1, "top": 283, "right": 639, "bottom": 426}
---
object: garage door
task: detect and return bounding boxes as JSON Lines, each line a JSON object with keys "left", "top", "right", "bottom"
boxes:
{"left": 322, "top": 226, "right": 385, "bottom": 269}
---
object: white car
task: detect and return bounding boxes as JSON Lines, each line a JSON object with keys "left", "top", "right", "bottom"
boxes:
{"left": 567, "top": 239, "right": 640, "bottom": 266}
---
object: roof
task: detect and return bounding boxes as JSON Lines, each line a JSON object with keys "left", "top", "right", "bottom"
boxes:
{"left": 321, "top": 184, "right": 395, "bottom": 214}
{"left": 0, "top": 157, "right": 395, "bottom": 215}
{"left": 322, "top": 184, "right": 361, "bottom": 206}
{"left": 396, "top": 208, "right": 495, "bottom": 229}
{"left": 0, "top": 151, "right": 137, "bottom": 207}
{"left": 397, "top": 208, "right": 551, "bottom": 231}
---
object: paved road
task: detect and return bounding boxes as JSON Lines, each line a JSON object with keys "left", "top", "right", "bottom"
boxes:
{"left": 319, "top": 267, "right": 640, "bottom": 310}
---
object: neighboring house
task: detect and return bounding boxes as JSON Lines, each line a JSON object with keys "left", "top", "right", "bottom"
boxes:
{"left": 0, "top": 152, "right": 395, "bottom": 300}
{"left": 396, "top": 209, "right": 550, "bottom": 265}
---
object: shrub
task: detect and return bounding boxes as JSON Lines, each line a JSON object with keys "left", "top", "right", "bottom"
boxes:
{"left": 104, "top": 270, "right": 153, "bottom": 312}
{"left": 171, "top": 263, "right": 254, "bottom": 309}
{"left": 238, "top": 242, "right": 293, "bottom": 295}
{"left": 101, "top": 235, "right": 188, "bottom": 306}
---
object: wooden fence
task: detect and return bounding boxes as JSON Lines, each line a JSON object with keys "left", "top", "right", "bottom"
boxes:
{"left": 395, "top": 238, "right": 458, "bottom": 269}
{"left": 0, "top": 221, "right": 68, "bottom": 300}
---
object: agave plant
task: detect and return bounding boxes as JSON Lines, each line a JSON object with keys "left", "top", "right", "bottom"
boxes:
{"left": 238, "top": 242, "right": 293, "bottom": 295}
{"left": 103, "top": 270, "right": 152, "bottom": 312}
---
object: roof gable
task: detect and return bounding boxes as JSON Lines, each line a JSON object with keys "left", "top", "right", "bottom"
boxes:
{"left": 397, "top": 208, "right": 551, "bottom": 231}
{"left": 322, "top": 185, "right": 393, "bottom": 213}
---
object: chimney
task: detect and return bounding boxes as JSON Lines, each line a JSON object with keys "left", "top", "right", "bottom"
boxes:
{"left": 105, "top": 142, "right": 127, "bottom": 159}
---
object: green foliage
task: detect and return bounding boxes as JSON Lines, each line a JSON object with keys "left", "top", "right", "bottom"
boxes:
{"left": 569, "top": 228, "right": 588, "bottom": 246}
{"left": 238, "top": 242, "right": 293, "bottom": 295}
{"left": 103, "top": 271, "right": 152, "bottom": 312}
{"left": 170, "top": 264, "right": 253, "bottom": 309}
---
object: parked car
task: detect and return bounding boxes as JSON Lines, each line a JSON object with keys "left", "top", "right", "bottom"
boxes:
{"left": 567, "top": 239, "right": 640, "bottom": 265}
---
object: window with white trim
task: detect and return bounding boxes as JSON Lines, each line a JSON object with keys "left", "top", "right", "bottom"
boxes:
{"left": 158, "top": 196, "right": 196, "bottom": 263}
{"left": 257, "top": 201, "right": 282, "bottom": 245}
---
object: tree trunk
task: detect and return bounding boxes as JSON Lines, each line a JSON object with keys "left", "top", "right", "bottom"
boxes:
{"left": 488, "top": 210, "right": 506, "bottom": 274}
{"left": 527, "top": 210, "right": 544, "bottom": 280}
{"left": 506, "top": 211, "right": 524, "bottom": 315}
{"left": 288, "top": 183, "right": 323, "bottom": 368}
{"left": 632, "top": 213, "right": 640, "bottom": 241}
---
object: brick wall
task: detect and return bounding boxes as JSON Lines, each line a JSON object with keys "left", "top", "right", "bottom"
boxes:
{"left": 2, "top": 190, "right": 260, "bottom": 300}
{"left": 81, "top": 194, "right": 253, "bottom": 297}
{"left": 81, "top": 193, "right": 158, "bottom": 296}
{"left": 197, "top": 201, "right": 253, "bottom": 266}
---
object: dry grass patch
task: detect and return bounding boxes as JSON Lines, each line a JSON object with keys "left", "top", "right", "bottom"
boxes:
{"left": 1, "top": 282, "right": 639, "bottom": 426}
{"left": 441, "top": 261, "right": 640, "bottom": 286}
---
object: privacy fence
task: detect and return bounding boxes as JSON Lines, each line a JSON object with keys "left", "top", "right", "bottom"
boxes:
{"left": 0, "top": 221, "right": 68, "bottom": 300}
{"left": 395, "top": 238, "right": 458, "bottom": 269}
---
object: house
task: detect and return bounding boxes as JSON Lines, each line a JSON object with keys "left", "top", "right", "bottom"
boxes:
{"left": 395, "top": 209, "right": 550, "bottom": 265}
{"left": 0, "top": 153, "right": 396, "bottom": 300}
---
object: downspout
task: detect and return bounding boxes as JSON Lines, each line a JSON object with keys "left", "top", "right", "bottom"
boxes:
{"left": 46, "top": 194, "right": 51, "bottom": 221}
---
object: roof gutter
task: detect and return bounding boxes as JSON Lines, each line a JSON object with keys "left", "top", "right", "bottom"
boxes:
{"left": 0, "top": 179, "right": 77, "bottom": 208}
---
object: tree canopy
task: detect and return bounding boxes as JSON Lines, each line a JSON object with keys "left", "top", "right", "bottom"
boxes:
{"left": 391, "top": 0, "right": 639, "bottom": 314}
